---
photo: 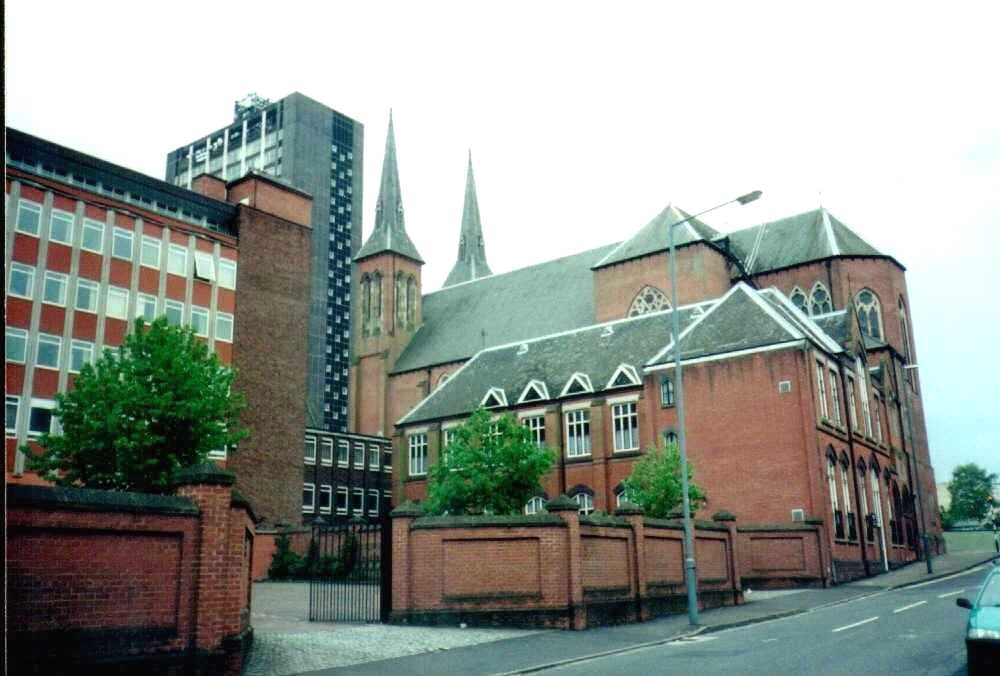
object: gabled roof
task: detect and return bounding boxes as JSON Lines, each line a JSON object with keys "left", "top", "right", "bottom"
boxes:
{"left": 592, "top": 204, "right": 720, "bottom": 270}
{"left": 646, "top": 284, "right": 843, "bottom": 367}
{"left": 356, "top": 113, "right": 424, "bottom": 263}
{"left": 392, "top": 243, "right": 618, "bottom": 373}
{"left": 726, "top": 208, "right": 890, "bottom": 276}
{"left": 443, "top": 153, "right": 493, "bottom": 287}
{"left": 399, "top": 305, "right": 708, "bottom": 425}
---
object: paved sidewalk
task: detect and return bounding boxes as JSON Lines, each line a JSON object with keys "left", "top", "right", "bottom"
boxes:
{"left": 301, "top": 550, "right": 998, "bottom": 675}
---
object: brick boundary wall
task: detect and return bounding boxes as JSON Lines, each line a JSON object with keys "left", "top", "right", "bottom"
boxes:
{"left": 6, "top": 464, "right": 256, "bottom": 674}
{"left": 387, "top": 498, "right": 801, "bottom": 630}
{"left": 736, "top": 522, "right": 828, "bottom": 589}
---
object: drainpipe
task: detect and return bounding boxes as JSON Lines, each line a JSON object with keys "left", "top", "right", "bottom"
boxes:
{"left": 826, "top": 260, "right": 836, "bottom": 308}
{"left": 838, "top": 361, "right": 870, "bottom": 577}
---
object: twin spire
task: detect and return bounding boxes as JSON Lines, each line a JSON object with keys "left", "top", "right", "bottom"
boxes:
{"left": 357, "top": 112, "right": 492, "bottom": 286}
{"left": 443, "top": 151, "right": 492, "bottom": 287}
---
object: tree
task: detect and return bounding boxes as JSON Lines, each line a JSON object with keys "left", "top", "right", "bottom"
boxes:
{"left": 621, "top": 442, "right": 706, "bottom": 518}
{"left": 947, "top": 463, "right": 998, "bottom": 523}
{"left": 424, "top": 407, "right": 554, "bottom": 516}
{"left": 27, "top": 318, "right": 246, "bottom": 493}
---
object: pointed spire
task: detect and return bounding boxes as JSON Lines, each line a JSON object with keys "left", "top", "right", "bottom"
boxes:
{"left": 356, "top": 112, "right": 423, "bottom": 263}
{"left": 443, "top": 151, "right": 493, "bottom": 287}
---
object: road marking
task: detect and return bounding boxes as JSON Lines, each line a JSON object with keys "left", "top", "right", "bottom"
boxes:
{"left": 906, "top": 566, "right": 987, "bottom": 589}
{"left": 763, "top": 638, "right": 778, "bottom": 643}
{"left": 936, "top": 589, "right": 964, "bottom": 598}
{"left": 832, "top": 616, "right": 879, "bottom": 633}
{"left": 893, "top": 600, "right": 927, "bottom": 613}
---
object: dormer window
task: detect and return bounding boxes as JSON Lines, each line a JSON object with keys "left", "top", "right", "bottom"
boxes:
{"left": 518, "top": 380, "right": 550, "bottom": 404}
{"left": 606, "top": 364, "right": 641, "bottom": 389}
{"left": 481, "top": 387, "right": 508, "bottom": 409}
{"left": 560, "top": 372, "right": 593, "bottom": 397}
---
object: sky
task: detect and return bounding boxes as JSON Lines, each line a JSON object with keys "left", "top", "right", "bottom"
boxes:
{"left": 6, "top": 1, "right": 999, "bottom": 481}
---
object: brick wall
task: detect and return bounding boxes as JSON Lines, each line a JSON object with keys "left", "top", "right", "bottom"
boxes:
{"left": 389, "top": 501, "right": 749, "bottom": 630}
{"left": 736, "top": 524, "right": 826, "bottom": 588}
{"left": 230, "top": 204, "right": 312, "bottom": 525}
{"left": 6, "top": 466, "right": 254, "bottom": 673}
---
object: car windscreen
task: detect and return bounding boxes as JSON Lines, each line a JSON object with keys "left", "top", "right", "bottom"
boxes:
{"left": 978, "top": 572, "right": 1000, "bottom": 607}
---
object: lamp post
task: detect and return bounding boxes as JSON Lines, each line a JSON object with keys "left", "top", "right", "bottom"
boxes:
{"left": 900, "top": 362, "right": 933, "bottom": 574}
{"left": 666, "top": 190, "right": 762, "bottom": 626}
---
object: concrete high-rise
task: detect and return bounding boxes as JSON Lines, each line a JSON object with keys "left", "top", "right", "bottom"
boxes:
{"left": 165, "top": 92, "right": 362, "bottom": 432}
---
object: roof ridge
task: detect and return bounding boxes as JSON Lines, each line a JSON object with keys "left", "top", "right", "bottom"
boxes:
{"left": 425, "top": 242, "right": 619, "bottom": 296}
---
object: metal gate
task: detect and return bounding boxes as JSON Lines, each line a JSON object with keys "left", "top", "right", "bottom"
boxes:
{"left": 308, "top": 515, "right": 391, "bottom": 622}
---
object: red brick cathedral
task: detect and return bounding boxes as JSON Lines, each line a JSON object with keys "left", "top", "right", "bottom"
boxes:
{"left": 350, "top": 117, "right": 941, "bottom": 582}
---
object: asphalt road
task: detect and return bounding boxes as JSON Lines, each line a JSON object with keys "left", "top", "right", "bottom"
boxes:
{"left": 545, "top": 564, "right": 995, "bottom": 676}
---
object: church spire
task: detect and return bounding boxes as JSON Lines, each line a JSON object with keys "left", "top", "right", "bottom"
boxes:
{"left": 356, "top": 111, "right": 423, "bottom": 263}
{"left": 443, "top": 151, "right": 492, "bottom": 287}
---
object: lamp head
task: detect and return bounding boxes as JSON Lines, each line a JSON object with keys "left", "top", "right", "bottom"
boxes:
{"left": 737, "top": 190, "right": 763, "bottom": 205}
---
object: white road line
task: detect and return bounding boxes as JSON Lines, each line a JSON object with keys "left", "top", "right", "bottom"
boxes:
{"left": 832, "top": 616, "right": 879, "bottom": 633}
{"left": 906, "top": 566, "right": 986, "bottom": 589}
{"left": 893, "top": 600, "right": 927, "bottom": 613}
{"left": 937, "top": 589, "right": 965, "bottom": 598}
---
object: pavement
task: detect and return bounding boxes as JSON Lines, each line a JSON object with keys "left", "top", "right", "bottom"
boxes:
{"left": 293, "top": 549, "right": 998, "bottom": 675}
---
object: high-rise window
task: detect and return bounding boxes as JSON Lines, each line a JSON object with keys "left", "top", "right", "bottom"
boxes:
{"left": 106, "top": 287, "right": 129, "bottom": 320}
{"left": 6, "top": 396, "right": 19, "bottom": 436}
{"left": 321, "top": 439, "right": 334, "bottom": 466}
{"left": 28, "top": 399, "right": 55, "bottom": 437}
{"left": 81, "top": 219, "right": 105, "bottom": 253}
{"left": 218, "top": 259, "right": 237, "bottom": 289}
{"left": 303, "top": 484, "right": 315, "bottom": 513}
{"left": 70, "top": 340, "right": 94, "bottom": 373}
{"left": 6, "top": 328, "right": 28, "bottom": 363}
{"left": 138, "top": 294, "right": 158, "bottom": 323}
{"left": 8, "top": 263, "right": 34, "bottom": 299}
{"left": 168, "top": 245, "right": 188, "bottom": 276}
{"left": 16, "top": 200, "right": 42, "bottom": 235}
{"left": 141, "top": 236, "right": 161, "bottom": 268}
{"left": 112, "top": 228, "right": 134, "bottom": 260}
{"left": 565, "top": 409, "right": 591, "bottom": 457}
{"left": 36, "top": 334, "right": 61, "bottom": 369}
{"left": 165, "top": 300, "right": 184, "bottom": 326}
{"left": 49, "top": 210, "right": 74, "bottom": 244}
{"left": 304, "top": 437, "right": 317, "bottom": 464}
{"left": 190, "top": 307, "right": 209, "bottom": 337}
{"left": 42, "top": 271, "right": 68, "bottom": 306}
{"left": 216, "top": 313, "right": 234, "bottom": 342}
{"left": 337, "top": 441, "right": 349, "bottom": 467}
{"left": 76, "top": 279, "right": 99, "bottom": 313}
{"left": 612, "top": 402, "right": 639, "bottom": 452}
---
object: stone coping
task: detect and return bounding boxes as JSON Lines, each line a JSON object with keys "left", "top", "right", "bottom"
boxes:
{"left": 7, "top": 484, "right": 199, "bottom": 517}
{"left": 644, "top": 517, "right": 729, "bottom": 532}
{"left": 410, "top": 514, "right": 566, "bottom": 530}
{"left": 736, "top": 523, "right": 821, "bottom": 532}
{"left": 171, "top": 463, "right": 236, "bottom": 487}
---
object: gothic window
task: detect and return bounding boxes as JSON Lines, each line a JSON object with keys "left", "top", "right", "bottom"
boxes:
{"left": 395, "top": 273, "right": 407, "bottom": 329}
{"left": 371, "top": 272, "right": 382, "bottom": 321}
{"left": 898, "top": 296, "right": 912, "bottom": 362}
{"left": 855, "top": 289, "right": 883, "bottom": 340}
{"left": 361, "top": 274, "right": 371, "bottom": 325}
{"left": 628, "top": 285, "right": 670, "bottom": 317}
{"left": 406, "top": 276, "right": 416, "bottom": 325}
{"left": 789, "top": 287, "right": 808, "bottom": 314}
{"left": 809, "top": 282, "right": 833, "bottom": 315}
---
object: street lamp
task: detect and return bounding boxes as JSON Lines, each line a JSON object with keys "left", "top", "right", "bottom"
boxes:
{"left": 666, "top": 190, "right": 762, "bottom": 626}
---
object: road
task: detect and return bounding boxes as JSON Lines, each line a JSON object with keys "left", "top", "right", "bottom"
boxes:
{"left": 544, "top": 564, "right": 993, "bottom": 676}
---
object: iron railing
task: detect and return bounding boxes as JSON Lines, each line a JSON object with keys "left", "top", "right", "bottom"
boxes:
{"left": 308, "top": 515, "right": 391, "bottom": 623}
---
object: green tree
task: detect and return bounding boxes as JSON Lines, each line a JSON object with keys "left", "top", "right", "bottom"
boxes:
{"left": 621, "top": 442, "right": 706, "bottom": 518}
{"left": 947, "top": 463, "right": 998, "bottom": 522}
{"left": 27, "top": 318, "right": 246, "bottom": 493}
{"left": 424, "top": 407, "right": 554, "bottom": 516}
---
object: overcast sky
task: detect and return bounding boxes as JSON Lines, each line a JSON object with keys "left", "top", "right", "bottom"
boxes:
{"left": 6, "top": 1, "right": 998, "bottom": 482}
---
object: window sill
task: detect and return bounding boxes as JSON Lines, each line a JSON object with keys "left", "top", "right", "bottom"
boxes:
{"left": 564, "top": 455, "right": 592, "bottom": 464}
{"left": 611, "top": 449, "right": 643, "bottom": 459}
{"left": 404, "top": 475, "right": 427, "bottom": 483}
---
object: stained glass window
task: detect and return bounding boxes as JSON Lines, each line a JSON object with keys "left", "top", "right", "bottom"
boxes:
{"left": 628, "top": 286, "right": 670, "bottom": 317}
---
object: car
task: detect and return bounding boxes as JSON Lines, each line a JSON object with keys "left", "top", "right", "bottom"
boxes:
{"left": 957, "top": 564, "right": 1000, "bottom": 675}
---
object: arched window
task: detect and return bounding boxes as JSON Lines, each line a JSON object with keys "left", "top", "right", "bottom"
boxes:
{"left": 827, "top": 451, "right": 843, "bottom": 539}
{"left": 615, "top": 483, "right": 636, "bottom": 508}
{"left": 361, "top": 274, "right": 372, "bottom": 325}
{"left": 660, "top": 376, "right": 675, "bottom": 407}
{"left": 662, "top": 430, "right": 678, "bottom": 447}
{"left": 395, "top": 273, "right": 407, "bottom": 329}
{"left": 856, "top": 459, "right": 872, "bottom": 541}
{"left": 524, "top": 496, "right": 547, "bottom": 515}
{"left": 869, "top": 465, "right": 884, "bottom": 530}
{"left": 789, "top": 287, "right": 808, "bottom": 314}
{"left": 810, "top": 282, "right": 833, "bottom": 315}
{"left": 855, "top": 289, "right": 883, "bottom": 340}
{"left": 628, "top": 285, "right": 670, "bottom": 317}
{"left": 839, "top": 453, "right": 855, "bottom": 540}
{"left": 371, "top": 271, "right": 382, "bottom": 321}
{"left": 406, "top": 276, "right": 416, "bottom": 325}
{"left": 898, "top": 296, "right": 912, "bottom": 363}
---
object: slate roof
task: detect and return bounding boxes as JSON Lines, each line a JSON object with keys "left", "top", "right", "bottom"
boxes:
{"left": 400, "top": 284, "right": 845, "bottom": 426}
{"left": 443, "top": 154, "right": 493, "bottom": 287}
{"left": 393, "top": 244, "right": 619, "bottom": 373}
{"left": 726, "top": 208, "right": 889, "bottom": 276}
{"left": 646, "top": 284, "right": 841, "bottom": 367}
{"left": 356, "top": 114, "right": 424, "bottom": 263}
{"left": 399, "top": 304, "right": 709, "bottom": 425}
{"left": 592, "top": 204, "right": 720, "bottom": 270}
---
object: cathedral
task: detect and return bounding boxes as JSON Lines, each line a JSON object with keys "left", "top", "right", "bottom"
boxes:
{"left": 349, "top": 116, "right": 941, "bottom": 581}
